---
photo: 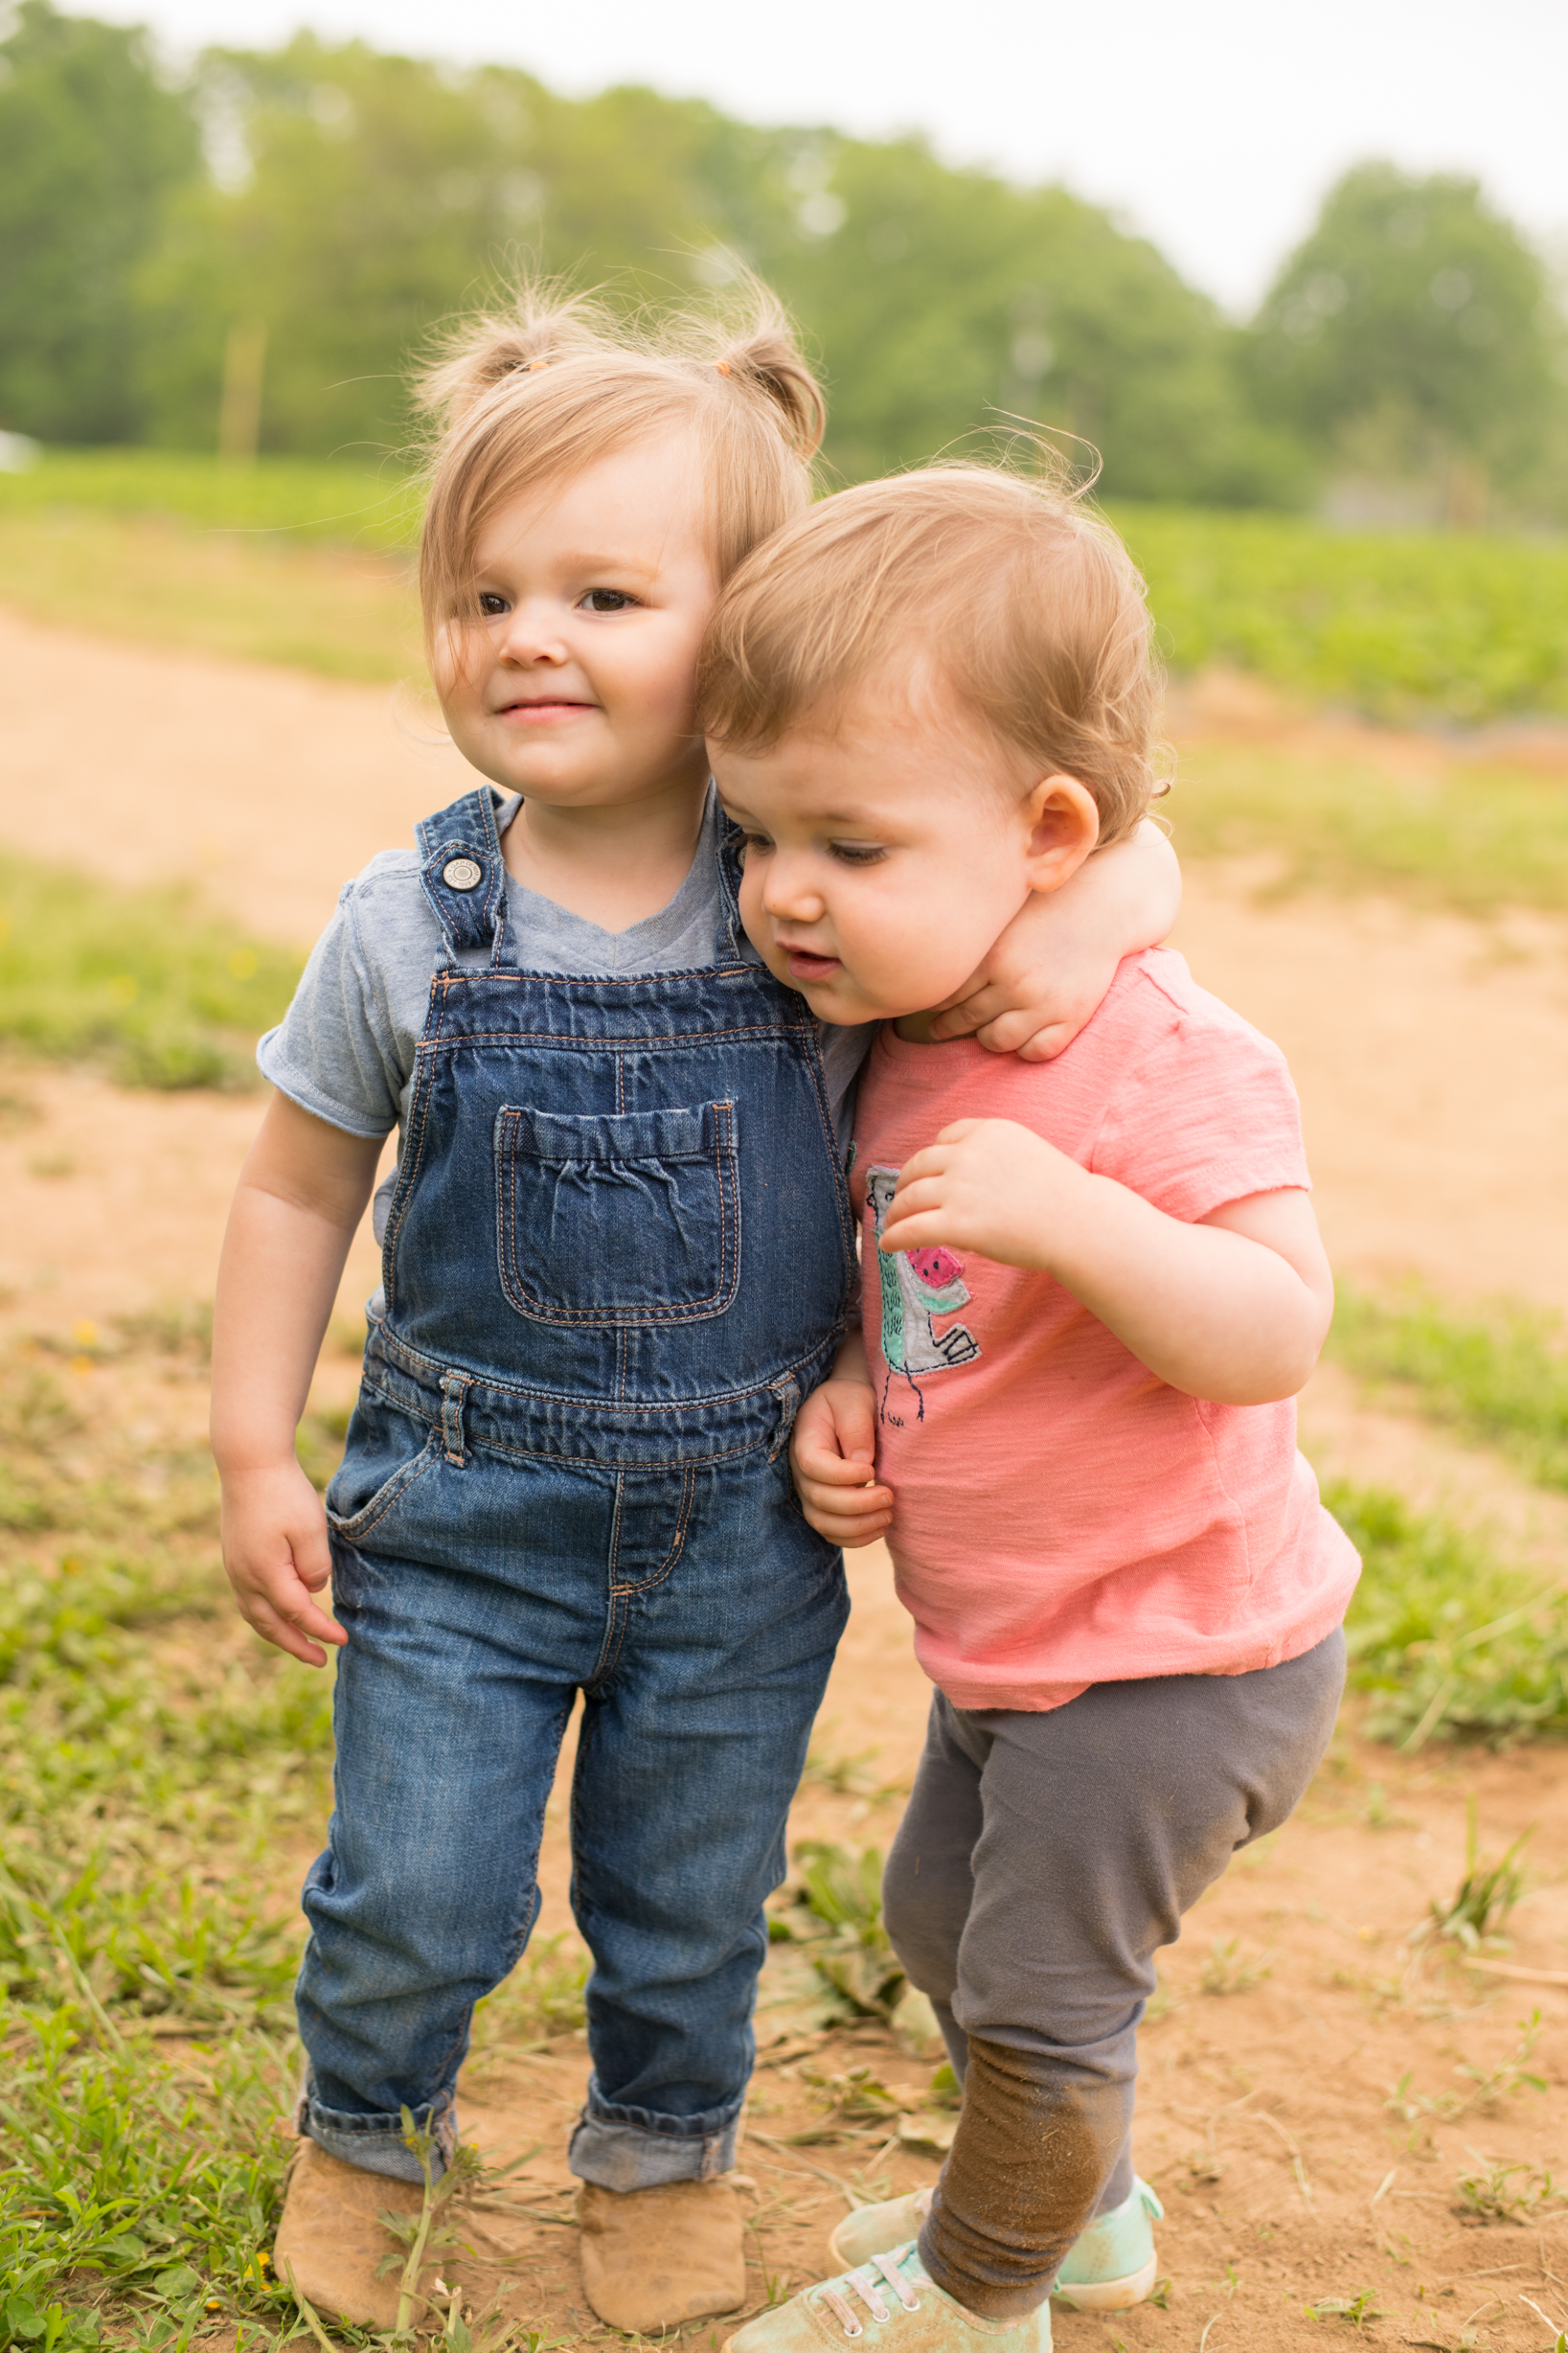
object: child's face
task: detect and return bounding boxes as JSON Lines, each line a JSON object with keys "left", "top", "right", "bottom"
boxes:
{"left": 433, "top": 433, "right": 718, "bottom": 813}
{"left": 713, "top": 675, "right": 1099, "bottom": 1025}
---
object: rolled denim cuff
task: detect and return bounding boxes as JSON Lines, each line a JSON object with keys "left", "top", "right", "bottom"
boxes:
{"left": 296, "top": 2084, "right": 457, "bottom": 2184}
{"left": 568, "top": 2093, "right": 741, "bottom": 2191}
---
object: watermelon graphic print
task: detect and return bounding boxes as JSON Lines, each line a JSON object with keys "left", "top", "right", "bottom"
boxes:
{"left": 864, "top": 1166, "right": 982, "bottom": 1425}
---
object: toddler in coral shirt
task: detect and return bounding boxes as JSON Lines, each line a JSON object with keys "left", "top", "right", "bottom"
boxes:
{"left": 699, "top": 464, "right": 1357, "bottom": 2353}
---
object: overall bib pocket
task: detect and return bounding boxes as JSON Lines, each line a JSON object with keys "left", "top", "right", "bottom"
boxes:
{"left": 494, "top": 1099, "right": 741, "bottom": 1327}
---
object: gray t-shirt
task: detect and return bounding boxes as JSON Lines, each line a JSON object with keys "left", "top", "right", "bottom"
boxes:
{"left": 259, "top": 791, "right": 872, "bottom": 1230}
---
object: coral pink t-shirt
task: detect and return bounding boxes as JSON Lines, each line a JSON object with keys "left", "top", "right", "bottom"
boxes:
{"left": 851, "top": 948, "right": 1359, "bottom": 1712}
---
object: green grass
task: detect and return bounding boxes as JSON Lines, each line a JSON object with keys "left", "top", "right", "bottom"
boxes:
{"left": 0, "top": 1328, "right": 602, "bottom": 2342}
{"left": 1114, "top": 504, "right": 1568, "bottom": 725}
{"left": 1331, "top": 1479, "right": 1568, "bottom": 1748}
{"left": 0, "top": 509, "right": 418, "bottom": 682}
{"left": 1166, "top": 737, "right": 1568, "bottom": 915}
{"left": 0, "top": 447, "right": 421, "bottom": 680}
{"left": 1329, "top": 1285, "right": 1568, "bottom": 1490}
{"left": 0, "top": 1345, "right": 337, "bottom": 2346}
{"left": 4, "top": 453, "right": 1568, "bottom": 727}
{"left": 0, "top": 852, "right": 303, "bottom": 1090}
{"left": 0, "top": 448, "right": 420, "bottom": 552}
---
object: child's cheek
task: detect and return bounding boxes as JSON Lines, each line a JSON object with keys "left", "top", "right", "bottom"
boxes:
{"left": 736, "top": 864, "right": 773, "bottom": 963}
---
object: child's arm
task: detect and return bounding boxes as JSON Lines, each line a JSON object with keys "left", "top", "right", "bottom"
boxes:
{"left": 881, "top": 1120, "right": 1332, "bottom": 1405}
{"left": 211, "top": 1094, "right": 384, "bottom": 1665}
{"left": 928, "top": 819, "right": 1180, "bottom": 1061}
{"left": 788, "top": 1331, "right": 893, "bottom": 1548}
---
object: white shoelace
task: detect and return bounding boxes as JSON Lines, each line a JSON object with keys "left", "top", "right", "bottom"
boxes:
{"left": 820, "top": 2246, "right": 922, "bottom": 2338}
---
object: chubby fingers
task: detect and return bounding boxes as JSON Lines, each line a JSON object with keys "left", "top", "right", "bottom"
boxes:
{"left": 795, "top": 1464, "right": 894, "bottom": 1547}
{"left": 925, "top": 977, "right": 1009, "bottom": 1039}
{"left": 234, "top": 1559, "right": 347, "bottom": 1667}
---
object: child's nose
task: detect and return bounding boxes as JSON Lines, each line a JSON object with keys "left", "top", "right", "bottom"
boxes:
{"left": 498, "top": 600, "right": 569, "bottom": 665}
{"left": 761, "top": 855, "right": 824, "bottom": 920}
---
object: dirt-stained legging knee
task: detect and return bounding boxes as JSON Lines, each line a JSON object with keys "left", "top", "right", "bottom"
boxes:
{"left": 881, "top": 1629, "right": 1346, "bottom": 2319}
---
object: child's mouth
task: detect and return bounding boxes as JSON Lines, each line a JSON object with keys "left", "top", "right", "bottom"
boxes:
{"left": 503, "top": 698, "right": 593, "bottom": 723}
{"left": 783, "top": 947, "right": 842, "bottom": 983}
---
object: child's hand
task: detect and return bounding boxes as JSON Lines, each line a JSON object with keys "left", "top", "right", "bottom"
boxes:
{"left": 790, "top": 1367, "right": 893, "bottom": 1548}
{"left": 220, "top": 1460, "right": 347, "bottom": 1668}
{"left": 880, "top": 1118, "right": 1080, "bottom": 1273}
{"left": 927, "top": 819, "right": 1181, "bottom": 1061}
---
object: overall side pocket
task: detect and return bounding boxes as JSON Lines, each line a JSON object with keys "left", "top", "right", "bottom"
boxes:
{"left": 325, "top": 1389, "right": 441, "bottom": 1543}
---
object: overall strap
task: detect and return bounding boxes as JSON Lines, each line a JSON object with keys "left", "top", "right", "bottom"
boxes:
{"left": 713, "top": 805, "right": 748, "bottom": 964}
{"left": 416, "top": 788, "right": 511, "bottom": 964}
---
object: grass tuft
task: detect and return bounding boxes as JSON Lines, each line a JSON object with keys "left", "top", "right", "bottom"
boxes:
{"left": 0, "top": 853, "right": 301, "bottom": 1090}
{"left": 1452, "top": 2161, "right": 1565, "bottom": 2225}
{"left": 1331, "top": 1480, "right": 1568, "bottom": 1748}
{"left": 1426, "top": 1799, "right": 1531, "bottom": 1948}
{"left": 1329, "top": 1287, "right": 1568, "bottom": 1491}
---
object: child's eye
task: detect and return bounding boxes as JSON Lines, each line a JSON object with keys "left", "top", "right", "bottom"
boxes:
{"left": 581, "top": 588, "right": 637, "bottom": 613}
{"left": 829, "top": 841, "right": 888, "bottom": 866}
{"left": 477, "top": 592, "right": 510, "bottom": 618}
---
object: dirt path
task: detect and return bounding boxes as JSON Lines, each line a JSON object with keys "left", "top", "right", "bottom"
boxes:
{"left": 11, "top": 608, "right": 1568, "bottom": 2349}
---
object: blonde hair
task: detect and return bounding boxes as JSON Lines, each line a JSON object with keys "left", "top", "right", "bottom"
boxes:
{"left": 699, "top": 465, "right": 1166, "bottom": 847}
{"left": 415, "top": 281, "right": 826, "bottom": 653}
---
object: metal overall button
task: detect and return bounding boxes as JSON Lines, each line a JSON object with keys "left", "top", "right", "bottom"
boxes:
{"left": 442, "top": 856, "right": 483, "bottom": 891}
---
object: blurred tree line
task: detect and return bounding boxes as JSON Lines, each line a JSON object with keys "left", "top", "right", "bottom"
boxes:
{"left": 2, "top": 1, "right": 1564, "bottom": 518}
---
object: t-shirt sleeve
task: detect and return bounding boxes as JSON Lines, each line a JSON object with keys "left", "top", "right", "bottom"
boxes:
{"left": 256, "top": 883, "right": 410, "bottom": 1139}
{"left": 1088, "top": 987, "right": 1309, "bottom": 1222}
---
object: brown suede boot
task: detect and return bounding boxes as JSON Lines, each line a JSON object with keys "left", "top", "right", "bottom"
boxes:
{"left": 578, "top": 2178, "right": 748, "bottom": 2332}
{"left": 273, "top": 2139, "right": 428, "bottom": 2328}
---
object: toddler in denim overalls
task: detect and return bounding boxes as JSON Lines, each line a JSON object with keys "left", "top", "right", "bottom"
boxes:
{"left": 210, "top": 286, "right": 1181, "bottom": 2336}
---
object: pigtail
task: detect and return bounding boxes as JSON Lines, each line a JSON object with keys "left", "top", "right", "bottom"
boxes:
{"left": 707, "top": 290, "right": 828, "bottom": 463}
{"left": 414, "top": 284, "right": 617, "bottom": 436}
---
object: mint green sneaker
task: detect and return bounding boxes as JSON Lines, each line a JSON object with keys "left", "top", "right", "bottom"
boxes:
{"left": 1053, "top": 2181, "right": 1164, "bottom": 2310}
{"left": 828, "top": 2181, "right": 1164, "bottom": 2314}
{"left": 724, "top": 2242, "right": 1051, "bottom": 2351}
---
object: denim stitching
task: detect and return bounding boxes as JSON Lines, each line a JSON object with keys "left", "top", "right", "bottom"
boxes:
{"left": 381, "top": 1031, "right": 442, "bottom": 1317}
{"left": 440, "top": 1372, "right": 471, "bottom": 1467}
{"left": 608, "top": 1465, "right": 696, "bottom": 1597}
{"left": 326, "top": 1435, "right": 440, "bottom": 1542}
{"left": 355, "top": 1373, "right": 771, "bottom": 1473}
{"left": 366, "top": 1317, "right": 842, "bottom": 1415}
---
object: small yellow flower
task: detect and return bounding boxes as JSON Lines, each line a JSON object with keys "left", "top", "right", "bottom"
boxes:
{"left": 73, "top": 1320, "right": 98, "bottom": 1349}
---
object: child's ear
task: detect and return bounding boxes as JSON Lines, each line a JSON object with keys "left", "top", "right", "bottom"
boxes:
{"left": 1023, "top": 774, "right": 1100, "bottom": 893}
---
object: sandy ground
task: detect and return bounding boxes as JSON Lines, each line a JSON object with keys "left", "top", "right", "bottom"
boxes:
{"left": 8, "top": 607, "right": 1568, "bottom": 2349}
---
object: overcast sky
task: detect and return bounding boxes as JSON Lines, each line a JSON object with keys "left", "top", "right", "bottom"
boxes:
{"left": 69, "top": 0, "right": 1568, "bottom": 313}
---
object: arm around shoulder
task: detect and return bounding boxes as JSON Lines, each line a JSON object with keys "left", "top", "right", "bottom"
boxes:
{"left": 927, "top": 818, "right": 1182, "bottom": 1060}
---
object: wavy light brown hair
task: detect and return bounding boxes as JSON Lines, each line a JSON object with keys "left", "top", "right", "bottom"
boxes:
{"left": 699, "top": 465, "right": 1167, "bottom": 847}
{"left": 414, "top": 281, "right": 826, "bottom": 658}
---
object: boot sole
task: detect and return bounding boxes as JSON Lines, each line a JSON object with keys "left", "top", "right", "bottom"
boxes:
{"left": 1053, "top": 2255, "right": 1159, "bottom": 2311}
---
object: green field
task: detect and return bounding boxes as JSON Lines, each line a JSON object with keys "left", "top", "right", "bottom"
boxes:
{"left": 0, "top": 449, "right": 420, "bottom": 549}
{"left": 1113, "top": 505, "right": 1568, "bottom": 725}
{"left": 1164, "top": 733, "right": 1568, "bottom": 914}
{"left": 4, "top": 449, "right": 1567, "bottom": 727}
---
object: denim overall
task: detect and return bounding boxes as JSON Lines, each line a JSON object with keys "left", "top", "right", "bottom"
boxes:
{"left": 298, "top": 787, "right": 855, "bottom": 2186}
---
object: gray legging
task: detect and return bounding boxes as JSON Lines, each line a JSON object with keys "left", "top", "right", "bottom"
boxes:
{"left": 882, "top": 1629, "right": 1346, "bottom": 2319}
